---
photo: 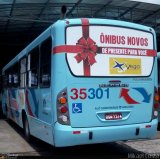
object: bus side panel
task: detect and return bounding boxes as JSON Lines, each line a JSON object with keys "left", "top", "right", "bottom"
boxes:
{"left": 26, "top": 88, "right": 54, "bottom": 145}
{"left": 2, "top": 89, "right": 8, "bottom": 116}
{"left": 4, "top": 89, "right": 23, "bottom": 127}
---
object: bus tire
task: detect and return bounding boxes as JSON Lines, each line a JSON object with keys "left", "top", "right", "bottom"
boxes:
{"left": 24, "top": 115, "right": 31, "bottom": 142}
{"left": 158, "top": 122, "right": 160, "bottom": 131}
{"left": 3, "top": 105, "right": 7, "bottom": 119}
{"left": 5, "top": 105, "right": 9, "bottom": 120}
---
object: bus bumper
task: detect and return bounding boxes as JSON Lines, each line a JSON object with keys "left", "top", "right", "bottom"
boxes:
{"left": 54, "top": 119, "right": 158, "bottom": 147}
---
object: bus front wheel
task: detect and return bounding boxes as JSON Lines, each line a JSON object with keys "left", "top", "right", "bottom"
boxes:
{"left": 5, "top": 105, "right": 9, "bottom": 119}
{"left": 24, "top": 116, "right": 31, "bottom": 142}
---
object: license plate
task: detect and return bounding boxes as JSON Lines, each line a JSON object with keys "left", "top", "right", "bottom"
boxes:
{"left": 105, "top": 112, "right": 122, "bottom": 120}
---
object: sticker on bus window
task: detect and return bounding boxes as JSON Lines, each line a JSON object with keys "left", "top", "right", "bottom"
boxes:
{"left": 109, "top": 58, "right": 141, "bottom": 75}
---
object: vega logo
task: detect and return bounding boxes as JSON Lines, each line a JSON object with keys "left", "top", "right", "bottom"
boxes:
{"left": 110, "top": 58, "right": 141, "bottom": 75}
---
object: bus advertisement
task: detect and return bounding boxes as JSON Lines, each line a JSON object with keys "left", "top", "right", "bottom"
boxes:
{"left": 1, "top": 18, "right": 158, "bottom": 147}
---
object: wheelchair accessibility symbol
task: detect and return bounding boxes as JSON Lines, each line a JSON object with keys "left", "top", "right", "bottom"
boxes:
{"left": 72, "top": 103, "right": 82, "bottom": 113}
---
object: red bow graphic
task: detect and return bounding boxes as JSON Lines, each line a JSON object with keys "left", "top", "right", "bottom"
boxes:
{"left": 74, "top": 37, "right": 97, "bottom": 65}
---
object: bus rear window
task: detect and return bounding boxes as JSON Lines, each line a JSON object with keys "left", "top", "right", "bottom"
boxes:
{"left": 66, "top": 25, "right": 155, "bottom": 77}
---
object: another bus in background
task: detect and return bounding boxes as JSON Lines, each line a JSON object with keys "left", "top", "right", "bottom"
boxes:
{"left": 157, "top": 52, "right": 160, "bottom": 128}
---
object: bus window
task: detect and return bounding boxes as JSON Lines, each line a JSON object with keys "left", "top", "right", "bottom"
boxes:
{"left": 12, "top": 62, "right": 19, "bottom": 88}
{"left": 39, "top": 37, "right": 51, "bottom": 87}
{"left": 66, "top": 26, "right": 154, "bottom": 77}
{"left": 28, "top": 47, "right": 39, "bottom": 87}
{"left": 2, "top": 72, "right": 7, "bottom": 89}
{"left": 20, "top": 57, "right": 27, "bottom": 88}
{"left": 5, "top": 68, "right": 12, "bottom": 88}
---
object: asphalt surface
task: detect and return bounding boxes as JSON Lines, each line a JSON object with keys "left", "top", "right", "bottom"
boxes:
{"left": 0, "top": 119, "right": 140, "bottom": 157}
{"left": 0, "top": 118, "right": 160, "bottom": 159}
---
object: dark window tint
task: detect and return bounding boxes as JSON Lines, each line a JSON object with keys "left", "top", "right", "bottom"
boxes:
{"left": 28, "top": 47, "right": 39, "bottom": 87}
{"left": 40, "top": 37, "right": 51, "bottom": 87}
{"left": 20, "top": 57, "right": 27, "bottom": 88}
{"left": 4, "top": 62, "right": 19, "bottom": 88}
{"left": 12, "top": 62, "right": 19, "bottom": 87}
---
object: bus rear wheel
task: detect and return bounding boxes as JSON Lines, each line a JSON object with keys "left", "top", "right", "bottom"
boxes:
{"left": 158, "top": 122, "right": 160, "bottom": 131}
{"left": 24, "top": 116, "right": 31, "bottom": 141}
{"left": 5, "top": 105, "right": 11, "bottom": 123}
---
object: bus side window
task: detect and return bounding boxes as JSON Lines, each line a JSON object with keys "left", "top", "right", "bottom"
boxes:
{"left": 28, "top": 47, "right": 39, "bottom": 87}
{"left": 20, "top": 57, "right": 27, "bottom": 88}
{"left": 12, "top": 62, "right": 19, "bottom": 88}
{"left": 2, "top": 75, "right": 7, "bottom": 89}
{"left": 3, "top": 62, "right": 19, "bottom": 89}
{"left": 39, "top": 37, "right": 51, "bottom": 87}
{"left": 6, "top": 68, "right": 12, "bottom": 88}
{"left": 8, "top": 74, "right": 12, "bottom": 85}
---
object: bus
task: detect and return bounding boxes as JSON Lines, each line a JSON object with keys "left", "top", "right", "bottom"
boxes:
{"left": 1, "top": 18, "right": 158, "bottom": 147}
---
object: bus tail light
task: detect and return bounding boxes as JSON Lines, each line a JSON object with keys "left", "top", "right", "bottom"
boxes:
{"left": 154, "top": 94, "right": 159, "bottom": 102}
{"left": 57, "top": 88, "right": 70, "bottom": 125}
{"left": 152, "top": 87, "right": 159, "bottom": 119}
{"left": 59, "top": 106, "right": 68, "bottom": 113}
{"left": 58, "top": 97, "right": 67, "bottom": 104}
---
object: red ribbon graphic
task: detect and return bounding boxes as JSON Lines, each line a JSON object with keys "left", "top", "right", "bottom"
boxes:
{"left": 53, "top": 18, "right": 97, "bottom": 76}
{"left": 75, "top": 36, "right": 97, "bottom": 65}
{"left": 76, "top": 19, "right": 97, "bottom": 75}
{"left": 26, "top": 88, "right": 35, "bottom": 117}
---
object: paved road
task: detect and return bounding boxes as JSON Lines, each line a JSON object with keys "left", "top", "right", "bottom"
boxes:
{"left": 0, "top": 119, "right": 160, "bottom": 158}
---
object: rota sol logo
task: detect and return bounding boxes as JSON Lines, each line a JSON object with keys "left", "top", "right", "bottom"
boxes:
{"left": 109, "top": 57, "right": 141, "bottom": 75}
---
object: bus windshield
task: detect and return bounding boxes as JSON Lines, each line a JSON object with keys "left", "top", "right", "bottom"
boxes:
{"left": 66, "top": 25, "right": 155, "bottom": 77}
